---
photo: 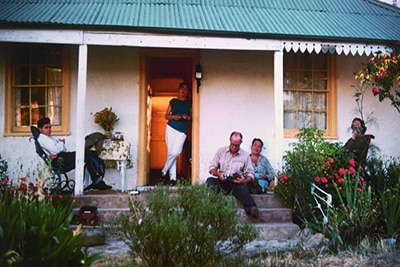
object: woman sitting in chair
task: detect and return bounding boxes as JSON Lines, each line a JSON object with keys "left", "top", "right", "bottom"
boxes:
{"left": 37, "top": 117, "right": 112, "bottom": 191}
{"left": 344, "top": 117, "right": 370, "bottom": 165}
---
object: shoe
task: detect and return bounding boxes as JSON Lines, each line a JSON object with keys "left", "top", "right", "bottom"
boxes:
{"left": 248, "top": 206, "right": 259, "bottom": 222}
{"left": 169, "top": 180, "right": 177, "bottom": 186}
{"left": 92, "top": 180, "right": 112, "bottom": 190}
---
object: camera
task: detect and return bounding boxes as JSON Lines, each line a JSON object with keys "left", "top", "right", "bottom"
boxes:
{"left": 223, "top": 173, "right": 232, "bottom": 180}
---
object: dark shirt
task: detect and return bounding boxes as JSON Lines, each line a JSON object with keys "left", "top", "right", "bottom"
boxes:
{"left": 167, "top": 98, "right": 192, "bottom": 134}
{"left": 344, "top": 135, "right": 368, "bottom": 163}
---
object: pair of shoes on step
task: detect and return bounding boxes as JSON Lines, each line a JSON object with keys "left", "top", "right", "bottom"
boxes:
{"left": 92, "top": 180, "right": 112, "bottom": 190}
{"left": 169, "top": 179, "right": 177, "bottom": 186}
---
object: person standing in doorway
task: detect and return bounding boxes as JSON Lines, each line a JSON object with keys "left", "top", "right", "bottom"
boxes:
{"left": 161, "top": 82, "right": 192, "bottom": 185}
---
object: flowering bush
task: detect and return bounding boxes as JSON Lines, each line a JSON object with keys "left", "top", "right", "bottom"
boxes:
{"left": 274, "top": 128, "right": 351, "bottom": 220}
{"left": 93, "top": 107, "right": 119, "bottom": 131}
{"left": 355, "top": 40, "right": 400, "bottom": 114}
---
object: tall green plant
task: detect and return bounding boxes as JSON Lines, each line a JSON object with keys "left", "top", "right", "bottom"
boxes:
{"left": 326, "top": 168, "right": 381, "bottom": 249}
{"left": 111, "top": 184, "right": 257, "bottom": 267}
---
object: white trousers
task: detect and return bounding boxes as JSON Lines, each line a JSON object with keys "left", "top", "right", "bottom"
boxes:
{"left": 162, "top": 124, "right": 187, "bottom": 180}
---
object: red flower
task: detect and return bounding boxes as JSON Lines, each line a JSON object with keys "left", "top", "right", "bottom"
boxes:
{"left": 2, "top": 178, "right": 8, "bottom": 185}
{"left": 314, "top": 176, "right": 321, "bottom": 183}
{"left": 348, "top": 166, "right": 356, "bottom": 175}
{"left": 372, "top": 87, "right": 381, "bottom": 96}
{"left": 339, "top": 168, "right": 345, "bottom": 176}
{"left": 337, "top": 178, "right": 344, "bottom": 184}
{"left": 279, "top": 174, "right": 288, "bottom": 184}
{"left": 348, "top": 158, "right": 356, "bottom": 167}
{"left": 321, "top": 177, "right": 328, "bottom": 184}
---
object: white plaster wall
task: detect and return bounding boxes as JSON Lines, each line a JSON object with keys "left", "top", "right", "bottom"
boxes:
{"left": 198, "top": 50, "right": 276, "bottom": 183}
{"left": 0, "top": 45, "right": 140, "bottom": 190}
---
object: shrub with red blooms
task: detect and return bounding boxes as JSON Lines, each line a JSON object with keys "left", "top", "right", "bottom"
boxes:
{"left": 355, "top": 40, "right": 400, "bottom": 114}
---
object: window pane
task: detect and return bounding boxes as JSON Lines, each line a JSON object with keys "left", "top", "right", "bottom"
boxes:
{"left": 32, "top": 87, "right": 46, "bottom": 106}
{"left": 314, "top": 112, "right": 327, "bottom": 130}
{"left": 299, "top": 92, "right": 312, "bottom": 110}
{"left": 32, "top": 66, "right": 46, "bottom": 85}
{"left": 284, "top": 111, "right": 297, "bottom": 129}
{"left": 298, "top": 71, "right": 312, "bottom": 89}
{"left": 47, "top": 67, "right": 62, "bottom": 84}
{"left": 284, "top": 71, "right": 296, "bottom": 89}
{"left": 313, "top": 71, "right": 327, "bottom": 90}
{"left": 283, "top": 90, "right": 297, "bottom": 109}
{"left": 313, "top": 93, "right": 326, "bottom": 110}
{"left": 298, "top": 111, "right": 311, "bottom": 128}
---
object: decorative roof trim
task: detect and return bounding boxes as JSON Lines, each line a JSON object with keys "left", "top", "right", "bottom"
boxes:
{"left": 282, "top": 41, "right": 392, "bottom": 56}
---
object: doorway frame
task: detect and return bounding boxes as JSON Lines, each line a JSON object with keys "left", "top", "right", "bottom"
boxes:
{"left": 137, "top": 48, "right": 200, "bottom": 186}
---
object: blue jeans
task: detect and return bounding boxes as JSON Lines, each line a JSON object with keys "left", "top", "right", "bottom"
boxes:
{"left": 206, "top": 177, "right": 257, "bottom": 215}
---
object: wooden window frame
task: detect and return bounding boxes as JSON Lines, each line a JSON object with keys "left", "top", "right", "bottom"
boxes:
{"left": 283, "top": 52, "right": 337, "bottom": 139}
{"left": 4, "top": 44, "right": 70, "bottom": 136}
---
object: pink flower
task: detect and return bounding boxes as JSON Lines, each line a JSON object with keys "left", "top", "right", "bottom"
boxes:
{"left": 372, "top": 87, "right": 381, "bottom": 96}
{"left": 337, "top": 178, "right": 344, "bottom": 184}
{"left": 321, "top": 177, "right": 328, "bottom": 184}
{"left": 325, "top": 161, "right": 331, "bottom": 169}
{"left": 348, "top": 166, "right": 356, "bottom": 175}
{"left": 357, "top": 187, "right": 362, "bottom": 192}
{"left": 314, "top": 176, "right": 321, "bottom": 183}
{"left": 339, "top": 168, "right": 345, "bottom": 176}
{"left": 2, "top": 178, "right": 8, "bottom": 185}
{"left": 349, "top": 159, "right": 356, "bottom": 167}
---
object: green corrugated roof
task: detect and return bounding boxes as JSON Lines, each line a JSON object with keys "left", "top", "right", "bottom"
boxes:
{"left": 0, "top": 0, "right": 399, "bottom": 43}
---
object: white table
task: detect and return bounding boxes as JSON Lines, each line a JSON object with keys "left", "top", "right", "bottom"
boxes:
{"left": 99, "top": 140, "right": 131, "bottom": 192}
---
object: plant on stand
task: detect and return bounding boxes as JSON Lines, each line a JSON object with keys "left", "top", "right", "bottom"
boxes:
{"left": 93, "top": 107, "right": 119, "bottom": 138}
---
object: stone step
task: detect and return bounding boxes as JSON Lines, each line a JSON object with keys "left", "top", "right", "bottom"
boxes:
{"left": 72, "top": 189, "right": 294, "bottom": 226}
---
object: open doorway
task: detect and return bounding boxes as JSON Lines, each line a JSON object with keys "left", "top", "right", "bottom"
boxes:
{"left": 146, "top": 57, "right": 193, "bottom": 185}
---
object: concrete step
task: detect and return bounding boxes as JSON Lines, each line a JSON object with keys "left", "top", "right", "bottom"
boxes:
{"left": 72, "top": 189, "right": 294, "bottom": 225}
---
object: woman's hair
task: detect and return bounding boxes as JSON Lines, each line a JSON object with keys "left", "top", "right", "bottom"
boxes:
{"left": 251, "top": 138, "right": 264, "bottom": 147}
{"left": 351, "top": 117, "right": 367, "bottom": 134}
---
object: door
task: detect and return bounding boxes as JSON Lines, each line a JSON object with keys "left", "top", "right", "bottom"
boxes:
{"left": 141, "top": 55, "right": 195, "bottom": 186}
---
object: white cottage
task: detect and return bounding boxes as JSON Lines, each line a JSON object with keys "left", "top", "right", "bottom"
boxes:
{"left": 0, "top": 0, "right": 399, "bottom": 195}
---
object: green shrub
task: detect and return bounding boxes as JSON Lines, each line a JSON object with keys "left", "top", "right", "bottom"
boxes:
{"left": 111, "top": 184, "right": 258, "bottom": 267}
{"left": 0, "top": 176, "right": 101, "bottom": 266}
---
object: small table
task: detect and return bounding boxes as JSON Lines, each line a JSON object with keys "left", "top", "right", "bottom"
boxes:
{"left": 99, "top": 140, "right": 131, "bottom": 192}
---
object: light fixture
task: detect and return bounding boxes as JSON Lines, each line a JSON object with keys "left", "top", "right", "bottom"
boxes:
{"left": 195, "top": 64, "right": 202, "bottom": 92}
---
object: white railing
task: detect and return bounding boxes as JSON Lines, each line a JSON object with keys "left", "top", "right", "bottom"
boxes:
{"left": 310, "top": 183, "right": 332, "bottom": 225}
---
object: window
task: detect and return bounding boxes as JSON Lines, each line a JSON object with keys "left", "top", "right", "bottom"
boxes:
{"left": 5, "top": 44, "right": 70, "bottom": 135}
{"left": 283, "top": 51, "right": 337, "bottom": 138}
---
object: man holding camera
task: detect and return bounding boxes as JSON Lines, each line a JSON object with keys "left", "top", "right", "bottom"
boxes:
{"left": 206, "top": 131, "right": 260, "bottom": 222}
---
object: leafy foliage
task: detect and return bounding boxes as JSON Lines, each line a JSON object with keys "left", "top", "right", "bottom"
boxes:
{"left": 355, "top": 40, "right": 400, "bottom": 114}
{"left": 110, "top": 184, "right": 257, "bottom": 267}
{"left": 0, "top": 169, "right": 101, "bottom": 266}
{"left": 274, "top": 128, "right": 400, "bottom": 249}
{"left": 274, "top": 128, "right": 351, "bottom": 225}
